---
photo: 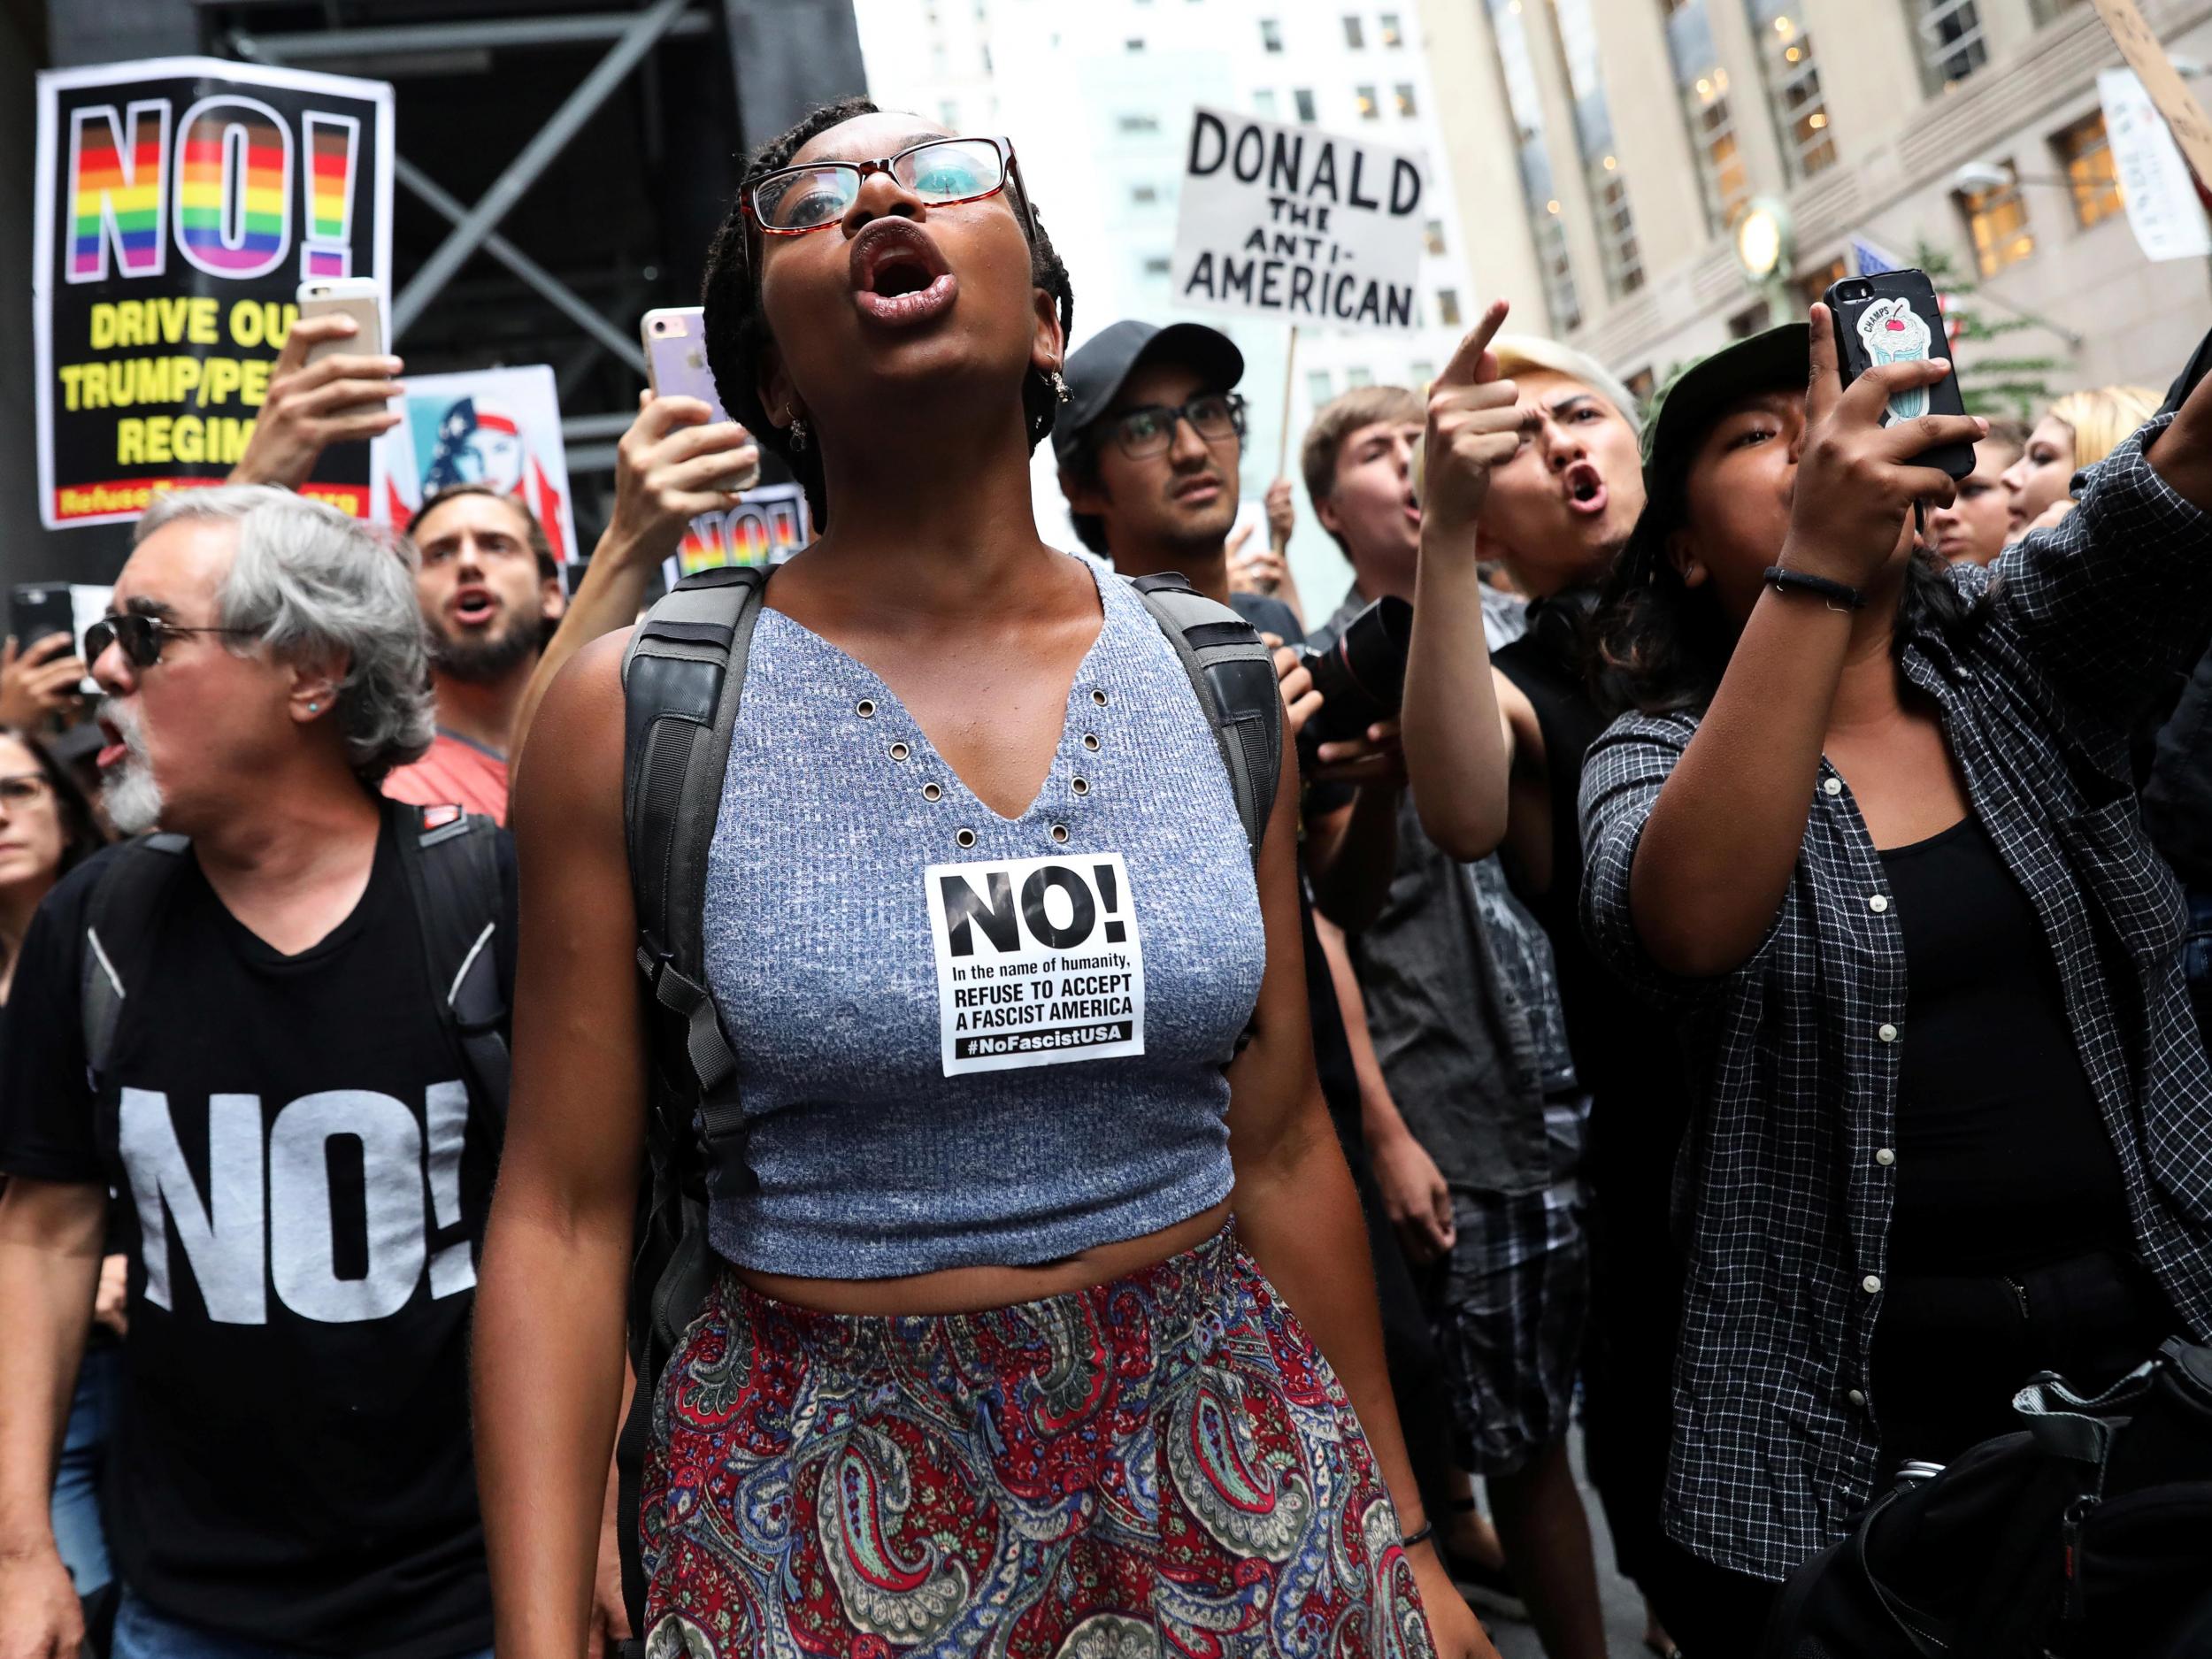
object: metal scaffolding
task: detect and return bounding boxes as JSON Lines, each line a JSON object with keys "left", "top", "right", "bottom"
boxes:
{"left": 207, "top": 0, "right": 865, "bottom": 501}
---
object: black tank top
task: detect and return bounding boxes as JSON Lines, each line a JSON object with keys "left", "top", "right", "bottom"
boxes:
{"left": 1879, "top": 816, "right": 2132, "bottom": 1274}
{"left": 1494, "top": 602, "right": 1693, "bottom": 1181}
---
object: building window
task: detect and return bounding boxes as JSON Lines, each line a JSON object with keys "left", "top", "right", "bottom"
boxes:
{"left": 1142, "top": 255, "right": 1171, "bottom": 276}
{"left": 940, "top": 98, "right": 960, "bottom": 126}
{"left": 1538, "top": 211, "right": 1583, "bottom": 331}
{"left": 1796, "top": 254, "right": 1847, "bottom": 310}
{"left": 2054, "top": 111, "right": 2123, "bottom": 228}
{"left": 1346, "top": 365, "right": 1376, "bottom": 388}
{"left": 1409, "top": 358, "right": 1435, "bottom": 384}
{"left": 1132, "top": 182, "right": 1159, "bottom": 204}
{"left": 1663, "top": 0, "right": 1752, "bottom": 231}
{"left": 1356, "top": 84, "right": 1380, "bottom": 119}
{"left": 1438, "top": 288, "right": 1463, "bottom": 326}
{"left": 1345, "top": 14, "right": 1366, "bottom": 46}
{"left": 1126, "top": 36, "right": 1147, "bottom": 50}
{"left": 1117, "top": 112, "right": 1161, "bottom": 134}
{"left": 1394, "top": 81, "right": 1418, "bottom": 115}
{"left": 1261, "top": 17, "right": 1284, "bottom": 50}
{"left": 1380, "top": 10, "right": 1405, "bottom": 43}
{"left": 1625, "top": 365, "right": 1656, "bottom": 402}
{"left": 1425, "top": 218, "right": 1447, "bottom": 254}
{"left": 1294, "top": 88, "right": 1317, "bottom": 122}
{"left": 1309, "top": 370, "right": 1335, "bottom": 404}
{"left": 1486, "top": 0, "right": 1583, "bottom": 331}
{"left": 1957, "top": 162, "right": 2035, "bottom": 275}
{"left": 1593, "top": 171, "right": 1645, "bottom": 295}
{"left": 1752, "top": 4, "right": 1836, "bottom": 179}
{"left": 1551, "top": 0, "right": 1642, "bottom": 297}
{"left": 1912, "top": 0, "right": 1986, "bottom": 91}
{"left": 1693, "top": 86, "right": 1751, "bottom": 228}
{"left": 1254, "top": 88, "right": 1279, "bottom": 116}
{"left": 1728, "top": 299, "right": 1772, "bottom": 337}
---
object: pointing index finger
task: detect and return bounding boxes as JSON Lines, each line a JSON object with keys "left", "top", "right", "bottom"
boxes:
{"left": 1437, "top": 299, "right": 1512, "bottom": 388}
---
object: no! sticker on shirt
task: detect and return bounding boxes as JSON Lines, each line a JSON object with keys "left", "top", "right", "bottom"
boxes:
{"left": 925, "top": 851, "right": 1147, "bottom": 1076}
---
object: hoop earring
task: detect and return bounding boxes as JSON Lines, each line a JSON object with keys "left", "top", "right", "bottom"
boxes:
{"left": 1051, "top": 370, "right": 1071, "bottom": 404}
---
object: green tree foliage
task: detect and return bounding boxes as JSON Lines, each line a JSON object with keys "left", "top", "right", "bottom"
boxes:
{"left": 1914, "top": 241, "right": 2069, "bottom": 420}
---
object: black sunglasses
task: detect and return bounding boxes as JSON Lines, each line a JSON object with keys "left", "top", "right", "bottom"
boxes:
{"left": 85, "top": 611, "right": 257, "bottom": 670}
{"left": 1104, "top": 393, "right": 1248, "bottom": 460}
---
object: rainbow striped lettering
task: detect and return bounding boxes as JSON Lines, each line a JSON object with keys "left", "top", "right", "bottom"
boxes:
{"left": 301, "top": 112, "right": 359, "bottom": 280}
{"left": 173, "top": 95, "right": 293, "bottom": 280}
{"left": 66, "top": 100, "right": 171, "bottom": 284}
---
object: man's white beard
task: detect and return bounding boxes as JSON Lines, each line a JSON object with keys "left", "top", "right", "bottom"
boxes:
{"left": 99, "top": 701, "right": 165, "bottom": 835}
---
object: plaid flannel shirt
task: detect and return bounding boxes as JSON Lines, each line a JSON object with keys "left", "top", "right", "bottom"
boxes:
{"left": 1578, "top": 414, "right": 2212, "bottom": 1581}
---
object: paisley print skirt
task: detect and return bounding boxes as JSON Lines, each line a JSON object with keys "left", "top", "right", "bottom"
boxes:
{"left": 640, "top": 1224, "right": 1436, "bottom": 1659}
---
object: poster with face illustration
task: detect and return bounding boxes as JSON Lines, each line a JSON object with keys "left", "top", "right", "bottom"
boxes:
{"left": 378, "top": 364, "right": 578, "bottom": 559}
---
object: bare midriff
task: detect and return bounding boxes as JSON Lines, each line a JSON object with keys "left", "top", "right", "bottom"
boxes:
{"left": 733, "top": 1196, "right": 1233, "bottom": 1316}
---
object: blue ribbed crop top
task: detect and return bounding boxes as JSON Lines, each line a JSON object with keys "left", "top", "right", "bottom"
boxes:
{"left": 700, "top": 555, "right": 1269, "bottom": 1279}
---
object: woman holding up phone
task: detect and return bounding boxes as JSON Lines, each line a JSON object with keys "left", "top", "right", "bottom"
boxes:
{"left": 472, "top": 99, "right": 1493, "bottom": 1659}
{"left": 1578, "top": 310, "right": 2212, "bottom": 1648}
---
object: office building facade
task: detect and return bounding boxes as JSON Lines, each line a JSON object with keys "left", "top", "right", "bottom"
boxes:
{"left": 1420, "top": 0, "right": 2212, "bottom": 400}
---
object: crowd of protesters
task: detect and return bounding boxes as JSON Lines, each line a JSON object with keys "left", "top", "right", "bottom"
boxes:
{"left": 4, "top": 94, "right": 2212, "bottom": 1659}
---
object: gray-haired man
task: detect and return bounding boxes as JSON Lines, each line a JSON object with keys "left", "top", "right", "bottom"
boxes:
{"left": 0, "top": 488, "right": 512, "bottom": 1659}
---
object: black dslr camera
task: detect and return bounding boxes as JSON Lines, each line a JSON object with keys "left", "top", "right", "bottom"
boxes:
{"left": 1298, "top": 595, "right": 1413, "bottom": 758}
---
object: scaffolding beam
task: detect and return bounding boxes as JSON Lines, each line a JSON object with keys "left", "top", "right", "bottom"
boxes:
{"left": 393, "top": 157, "right": 649, "bottom": 377}
{"left": 391, "top": 0, "right": 693, "bottom": 341}
{"left": 233, "top": 10, "right": 713, "bottom": 65}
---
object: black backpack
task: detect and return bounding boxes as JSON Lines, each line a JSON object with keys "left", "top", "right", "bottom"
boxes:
{"left": 611, "top": 564, "right": 1282, "bottom": 1631}
{"left": 80, "top": 796, "right": 512, "bottom": 1121}
{"left": 1762, "top": 1337, "right": 2212, "bottom": 1659}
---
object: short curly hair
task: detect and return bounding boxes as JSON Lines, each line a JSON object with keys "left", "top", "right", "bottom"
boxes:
{"left": 699, "top": 98, "right": 1075, "bottom": 529}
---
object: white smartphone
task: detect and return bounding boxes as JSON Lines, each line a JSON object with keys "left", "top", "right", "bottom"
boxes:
{"left": 641, "top": 306, "right": 732, "bottom": 424}
{"left": 296, "top": 277, "right": 386, "bottom": 365}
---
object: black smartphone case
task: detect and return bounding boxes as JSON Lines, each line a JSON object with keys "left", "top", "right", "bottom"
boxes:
{"left": 1824, "top": 272, "right": 1975, "bottom": 479}
{"left": 10, "top": 584, "right": 76, "bottom": 650}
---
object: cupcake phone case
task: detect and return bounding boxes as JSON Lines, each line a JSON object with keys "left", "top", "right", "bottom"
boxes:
{"left": 1824, "top": 271, "right": 1974, "bottom": 479}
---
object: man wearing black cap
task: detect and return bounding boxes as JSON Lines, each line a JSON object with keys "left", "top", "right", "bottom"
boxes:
{"left": 1054, "top": 319, "right": 1402, "bottom": 923}
{"left": 1053, "top": 320, "right": 1294, "bottom": 624}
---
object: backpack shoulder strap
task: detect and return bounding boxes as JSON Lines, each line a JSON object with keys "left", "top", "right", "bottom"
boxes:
{"left": 613, "top": 565, "right": 769, "bottom": 1642}
{"left": 81, "top": 833, "right": 192, "bottom": 1092}
{"left": 1130, "top": 571, "right": 1283, "bottom": 864}
{"left": 620, "top": 565, "right": 768, "bottom": 1190}
{"left": 391, "top": 798, "right": 511, "bottom": 1121}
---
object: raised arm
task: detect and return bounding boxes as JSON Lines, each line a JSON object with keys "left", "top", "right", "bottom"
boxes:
{"left": 510, "top": 396, "right": 757, "bottom": 772}
{"left": 473, "top": 633, "right": 650, "bottom": 1658}
{"left": 0, "top": 1178, "right": 106, "bottom": 1659}
{"left": 225, "top": 313, "right": 402, "bottom": 491}
{"left": 1224, "top": 743, "right": 1494, "bottom": 1659}
{"left": 1987, "top": 375, "right": 2212, "bottom": 723}
{"left": 1401, "top": 302, "right": 1520, "bottom": 861}
{"left": 1623, "top": 309, "right": 1982, "bottom": 979}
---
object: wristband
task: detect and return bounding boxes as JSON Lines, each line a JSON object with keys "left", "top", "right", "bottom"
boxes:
{"left": 1400, "top": 1519, "right": 1436, "bottom": 1551}
{"left": 1763, "top": 565, "right": 1866, "bottom": 611}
